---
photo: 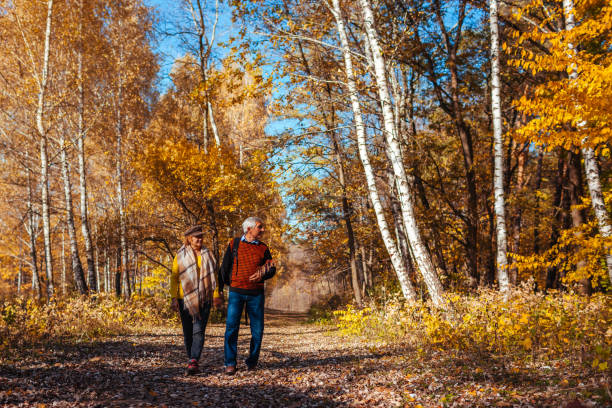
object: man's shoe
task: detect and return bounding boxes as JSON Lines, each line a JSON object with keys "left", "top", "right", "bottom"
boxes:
{"left": 186, "top": 359, "right": 199, "bottom": 375}
{"left": 224, "top": 365, "right": 236, "bottom": 375}
{"left": 246, "top": 364, "right": 257, "bottom": 371}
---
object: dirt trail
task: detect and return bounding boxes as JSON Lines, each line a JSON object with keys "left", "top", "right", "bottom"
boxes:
{"left": 0, "top": 311, "right": 605, "bottom": 407}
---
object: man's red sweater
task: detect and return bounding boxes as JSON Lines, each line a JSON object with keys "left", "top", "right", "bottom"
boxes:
{"left": 218, "top": 238, "right": 276, "bottom": 295}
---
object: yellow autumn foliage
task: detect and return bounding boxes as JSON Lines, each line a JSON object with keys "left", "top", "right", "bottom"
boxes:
{"left": 507, "top": 0, "right": 612, "bottom": 149}
{"left": 0, "top": 294, "right": 173, "bottom": 353}
{"left": 333, "top": 284, "right": 611, "bottom": 371}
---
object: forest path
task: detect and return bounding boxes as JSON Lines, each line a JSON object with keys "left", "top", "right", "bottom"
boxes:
{"left": 0, "top": 311, "right": 602, "bottom": 407}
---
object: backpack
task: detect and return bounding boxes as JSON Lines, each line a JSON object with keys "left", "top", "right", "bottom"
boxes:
{"left": 222, "top": 237, "right": 241, "bottom": 285}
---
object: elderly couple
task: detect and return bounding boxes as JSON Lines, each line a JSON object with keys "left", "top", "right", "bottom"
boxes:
{"left": 170, "top": 216, "right": 276, "bottom": 376}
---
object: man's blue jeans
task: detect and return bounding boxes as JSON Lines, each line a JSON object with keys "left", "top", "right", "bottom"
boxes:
{"left": 224, "top": 291, "right": 264, "bottom": 368}
{"left": 178, "top": 299, "right": 211, "bottom": 361}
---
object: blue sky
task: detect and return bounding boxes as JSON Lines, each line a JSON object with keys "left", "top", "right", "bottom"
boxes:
{"left": 144, "top": 0, "right": 292, "bottom": 137}
{"left": 144, "top": 0, "right": 236, "bottom": 92}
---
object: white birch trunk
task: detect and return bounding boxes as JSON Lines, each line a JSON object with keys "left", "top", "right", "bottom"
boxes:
{"left": 330, "top": 0, "right": 417, "bottom": 301}
{"left": 114, "top": 47, "right": 130, "bottom": 298}
{"left": 358, "top": 0, "right": 444, "bottom": 305}
{"left": 37, "top": 0, "right": 54, "bottom": 298}
{"left": 208, "top": 101, "right": 220, "bottom": 146}
{"left": 95, "top": 246, "right": 100, "bottom": 292}
{"left": 61, "top": 226, "right": 66, "bottom": 295}
{"left": 26, "top": 155, "right": 42, "bottom": 299}
{"left": 563, "top": 0, "right": 612, "bottom": 283}
{"left": 77, "top": 0, "right": 96, "bottom": 291}
{"left": 60, "top": 135, "right": 88, "bottom": 294}
{"left": 116, "top": 114, "right": 130, "bottom": 299}
{"left": 489, "top": 0, "right": 510, "bottom": 293}
{"left": 202, "top": 107, "right": 209, "bottom": 153}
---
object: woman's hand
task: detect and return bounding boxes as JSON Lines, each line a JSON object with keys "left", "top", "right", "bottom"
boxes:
{"left": 213, "top": 293, "right": 224, "bottom": 309}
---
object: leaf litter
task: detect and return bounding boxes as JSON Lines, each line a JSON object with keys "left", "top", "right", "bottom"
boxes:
{"left": 0, "top": 311, "right": 608, "bottom": 407}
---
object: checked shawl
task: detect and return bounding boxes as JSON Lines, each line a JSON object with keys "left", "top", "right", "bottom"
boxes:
{"left": 176, "top": 245, "right": 217, "bottom": 319}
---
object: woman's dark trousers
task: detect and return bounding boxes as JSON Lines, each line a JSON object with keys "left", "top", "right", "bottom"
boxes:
{"left": 178, "top": 299, "right": 211, "bottom": 361}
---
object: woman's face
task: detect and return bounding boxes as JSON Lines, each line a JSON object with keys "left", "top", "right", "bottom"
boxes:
{"left": 188, "top": 235, "right": 203, "bottom": 251}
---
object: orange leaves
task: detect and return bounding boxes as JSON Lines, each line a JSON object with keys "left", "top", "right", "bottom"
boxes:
{"left": 506, "top": 0, "right": 612, "bottom": 149}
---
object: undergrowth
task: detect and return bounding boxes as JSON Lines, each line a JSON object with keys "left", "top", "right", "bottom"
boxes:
{"left": 332, "top": 284, "right": 611, "bottom": 376}
{"left": 0, "top": 293, "right": 174, "bottom": 354}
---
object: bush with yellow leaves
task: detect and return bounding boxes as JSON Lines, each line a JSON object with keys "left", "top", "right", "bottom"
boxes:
{"left": 334, "top": 284, "right": 611, "bottom": 371}
{"left": 0, "top": 293, "right": 174, "bottom": 353}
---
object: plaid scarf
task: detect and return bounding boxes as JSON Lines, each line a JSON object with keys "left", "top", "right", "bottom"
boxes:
{"left": 176, "top": 245, "right": 217, "bottom": 319}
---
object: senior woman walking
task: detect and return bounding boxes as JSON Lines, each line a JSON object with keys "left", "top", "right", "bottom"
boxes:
{"left": 170, "top": 225, "right": 217, "bottom": 375}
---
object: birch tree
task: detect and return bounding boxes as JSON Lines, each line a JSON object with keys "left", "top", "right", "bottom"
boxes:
{"left": 357, "top": 0, "right": 444, "bottom": 305}
{"left": 329, "top": 0, "right": 417, "bottom": 301}
{"left": 562, "top": 0, "right": 612, "bottom": 283}
{"left": 75, "top": 0, "right": 96, "bottom": 292}
{"left": 489, "top": 0, "right": 510, "bottom": 292}
{"left": 58, "top": 128, "right": 88, "bottom": 294}
{"left": 37, "top": 0, "right": 55, "bottom": 298}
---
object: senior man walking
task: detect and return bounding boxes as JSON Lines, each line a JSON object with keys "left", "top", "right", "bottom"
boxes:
{"left": 214, "top": 216, "right": 276, "bottom": 375}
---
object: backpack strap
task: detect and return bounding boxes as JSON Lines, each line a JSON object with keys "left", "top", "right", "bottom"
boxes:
{"left": 229, "top": 237, "right": 241, "bottom": 283}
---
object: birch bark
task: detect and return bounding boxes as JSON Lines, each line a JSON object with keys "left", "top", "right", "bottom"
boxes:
{"left": 489, "top": 0, "right": 509, "bottom": 293}
{"left": 208, "top": 101, "right": 220, "bottom": 146}
{"left": 38, "top": 0, "right": 55, "bottom": 298}
{"left": 61, "top": 227, "right": 66, "bottom": 295}
{"left": 563, "top": 0, "right": 612, "bottom": 283}
{"left": 357, "top": 0, "right": 444, "bottom": 305}
{"left": 115, "top": 60, "right": 130, "bottom": 299}
{"left": 59, "top": 134, "right": 88, "bottom": 294}
{"left": 330, "top": 0, "right": 417, "bottom": 301}
{"left": 77, "top": 0, "right": 96, "bottom": 291}
{"left": 26, "top": 157, "right": 42, "bottom": 299}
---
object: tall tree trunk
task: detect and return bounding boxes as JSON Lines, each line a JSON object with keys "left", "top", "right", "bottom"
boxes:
{"left": 332, "top": 130, "right": 362, "bottom": 306}
{"left": 329, "top": 0, "right": 417, "bottom": 301}
{"left": 406, "top": 72, "right": 449, "bottom": 278}
{"left": 95, "top": 246, "right": 100, "bottom": 292}
{"left": 386, "top": 169, "right": 412, "bottom": 270}
{"left": 563, "top": 0, "right": 612, "bottom": 284}
{"left": 489, "top": 0, "right": 509, "bottom": 292}
{"left": 581, "top": 148, "right": 612, "bottom": 282}
{"left": 208, "top": 101, "right": 220, "bottom": 147}
{"left": 26, "top": 159, "right": 42, "bottom": 300}
{"left": 61, "top": 226, "right": 66, "bottom": 295}
{"left": 567, "top": 151, "right": 591, "bottom": 295}
{"left": 115, "top": 248, "right": 122, "bottom": 297}
{"left": 38, "top": 0, "right": 55, "bottom": 299}
{"left": 115, "top": 64, "right": 130, "bottom": 299}
{"left": 287, "top": 4, "right": 363, "bottom": 304}
{"left": 104, "top": 249, "right": 110, "bottom": 293}
{"left": 60, "top": 135, "right": 88, "bottom": 294}
{"left": 412, "top": 170, "right": 449, "bottom": 277}
{"left": 533, "top": 147, "right": 544, "bottom": 254}
{"left": 429, "top": 0, "right": 479, "bottom": 287}
{"left": 77, "top": 0, "right": 96, "bottom": 292}
{"left": 202, "top": 105, "right": 209, "bottom": 153}
{"left": 358, "top": 0, "right": 443, "bottom": 305}
{"left": 547, "top": 149, "right": 571, "bottom": 289}
{"left": 510, "top": 145, "right": 528, "bottom": 284}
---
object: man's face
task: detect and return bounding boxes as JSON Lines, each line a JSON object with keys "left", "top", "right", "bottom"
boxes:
{"left": 250, "top": 222, "right": 265, "bottom": 240}
{"left": 188, "top": 235, "right": 203, "bottom": 251}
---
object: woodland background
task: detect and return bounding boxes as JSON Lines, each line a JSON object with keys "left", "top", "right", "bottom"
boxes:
{"left": 0, "top": 0, "right": 611, "bottom": 402}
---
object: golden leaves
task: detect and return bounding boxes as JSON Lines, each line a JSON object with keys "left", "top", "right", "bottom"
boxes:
{"left": 506, "top": 0, "right": 612, "bottom": 149}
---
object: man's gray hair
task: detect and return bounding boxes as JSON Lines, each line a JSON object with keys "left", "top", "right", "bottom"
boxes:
{"left": 242, "top": 216, "right": 264, "bottom": 234}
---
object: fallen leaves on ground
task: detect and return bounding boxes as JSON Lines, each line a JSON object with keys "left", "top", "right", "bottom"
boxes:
{"left": 0, "top": 312, "right": 608, "bottom": 407}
